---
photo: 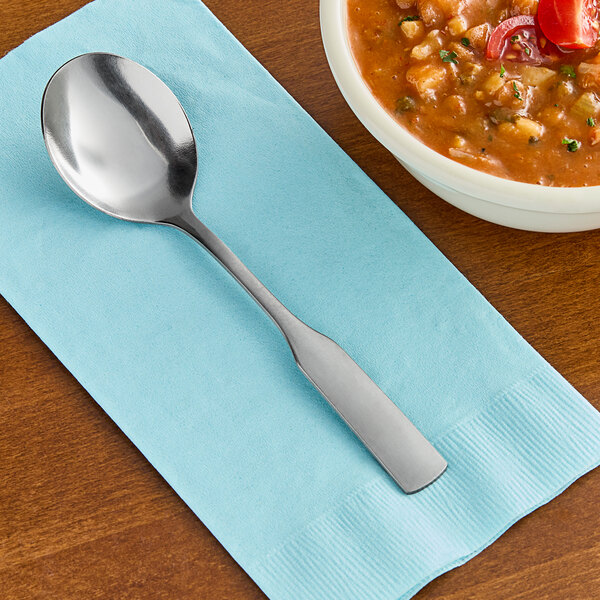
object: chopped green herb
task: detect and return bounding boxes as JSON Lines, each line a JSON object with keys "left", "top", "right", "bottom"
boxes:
{"left": 511, "top": 34, "right": 520, "bottom": 43}
{"left": 461, "top": 37, "right": 470, "bottom": 47}
{"left": 562, "top": 137, "right": 581, "bottom": 152}
{"left": 554, "top": 103, "right": 559, "bottom": 107}
{"left": 488, "top": 134, "right": 493, "bottom": 141}
{"left": 500, "top": 64, "right": 506, "bottom": 78}
{"left": 396, "top": 96, "right": 417, "bottom": 113}
{"left": 587, "top": 117, "right": 596, "bottom": 127}
{"left": 524, "top": 46, "right": 531, "bottom": 56}
{"left": 529, "top": 136, "right": 539, "bottom": 144}
{"left": 439, "top": 49, "right": 458, "bottom": 64}
{"left": 399, "top": 15, "right": 420, "bottom": 25}
{"left": 512, "top": 81, "right": 522, "bottom": 100}
{"left": 559, "top": 65, "right": 576, "bottom": 79}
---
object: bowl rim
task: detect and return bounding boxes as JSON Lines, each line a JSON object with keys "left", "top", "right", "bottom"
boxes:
{"left": 320, "top": 0, "right": 600, "bottom": 214}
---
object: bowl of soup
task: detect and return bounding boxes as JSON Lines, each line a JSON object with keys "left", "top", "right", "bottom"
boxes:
{"left": 320, "top": 0, "right": 600, "bottom": 231}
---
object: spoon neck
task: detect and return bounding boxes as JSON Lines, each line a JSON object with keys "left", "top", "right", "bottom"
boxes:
{"left": 165, "top": 209, "right": 304, "bottom": 339}
{"left": 162, "top": 206, "right": 201, "bottom": 232}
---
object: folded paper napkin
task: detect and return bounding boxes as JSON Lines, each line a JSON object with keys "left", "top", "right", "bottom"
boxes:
{"left": 1, "top": 1, "right": 599, "bottom": 598}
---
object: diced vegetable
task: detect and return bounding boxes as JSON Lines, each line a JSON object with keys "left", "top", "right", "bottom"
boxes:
{"left": 417, "top": 0, "right": 467, "bottom": 27}
{"left": 447, "top": 16, "right": 468, "bottom": 36}
{"left": 443, "top": 95, "right": 467, "bottom": 114}
{"left": 400, "top": 19, "right": 425, "bottom": 40}
{"left": 488, "top": 106, "right": 519, "bottom": 124}
{"left": 536, "top": 106, "right": 569, "bottom": 126}
{"left": 411, "top": 30, "right": 443, "bottom": 59}
{"left": 482, "top": 72, "right": 506, "bottom": 94}
{"left": 577, "top": 62, "right": 600, "bottom": 88}
{"left": 399, "top": 15, "right": 420, "bottom": 25}
{"left": 556, "top": 81, "right": 576, "bottom": 98}
{"left": 589, "top": 127, "right": 600, "bottom": 145}
{"left": 448, "top": 147, "right": 469, "bottom": 157}
{"left": 570, "top": 91, "right": 600, "bottom": 119}
{"left": 510, "top": 0, "right": 540, "bottom": 15}
{"left": 448, "top": 41, "right": 473, "bottom": 60}
{"left": 465, "top": 23, "right": 492, "bottom": 51}
{"left": 452, "top": 135, "right": 468, "bottom": 148}
{"left": 521, "top": 66, "right": 556, "bottom": 86}
{"left": 396, "top": 96, "right": 418, "bottom": 112}
{"left": 406, "top": 62, "right": 448, "bottom": 99}
{"left": 498, "top": 117, "right": 544, "bottom": 141}
{"left": 459, "top": 62, "right": 484, "bottom": 84}
{"left": 448, "top": 146, "right": 498, "bottom": 170}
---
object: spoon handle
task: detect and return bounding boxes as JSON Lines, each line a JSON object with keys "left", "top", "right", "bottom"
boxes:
{"left": 166, "top": 210, "right": 446, "bottom": 493}
{"left": 168, "top": 209, "right": 302, "bottom": 335}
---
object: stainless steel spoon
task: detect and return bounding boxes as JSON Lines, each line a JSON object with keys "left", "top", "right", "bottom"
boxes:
{"left": 41, "top": 53, "right": 446, "bottom": 493}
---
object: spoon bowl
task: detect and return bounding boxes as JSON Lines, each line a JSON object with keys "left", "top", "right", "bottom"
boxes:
{"left": 42, "top": 53, "right": 197, "bottom": 223}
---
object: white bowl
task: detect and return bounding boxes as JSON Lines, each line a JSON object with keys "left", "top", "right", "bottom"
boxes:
{"left": 320, "top": 0, "right": 600, "bottom": 232}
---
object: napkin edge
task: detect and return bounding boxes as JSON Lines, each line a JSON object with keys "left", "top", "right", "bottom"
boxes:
{"left": 250, "top": 365, "right": 600, "bottom": 600}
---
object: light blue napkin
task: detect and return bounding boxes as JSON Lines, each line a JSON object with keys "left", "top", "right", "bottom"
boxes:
{"left": 1, "top": 1, "right": 599, "bottom": 598}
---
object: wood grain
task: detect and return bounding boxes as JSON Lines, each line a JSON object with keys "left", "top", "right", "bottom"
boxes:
{"left": 0, "top": 1, "right": 598, "bottom": 598}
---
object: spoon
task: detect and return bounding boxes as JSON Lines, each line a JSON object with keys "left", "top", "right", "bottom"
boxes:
{"left": 41, "top": 53, "right": 446, "bottom": 493}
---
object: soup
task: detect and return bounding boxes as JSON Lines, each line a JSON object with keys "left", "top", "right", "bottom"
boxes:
{"left": 348, "top": 0, "right": 600, "bottom": 186}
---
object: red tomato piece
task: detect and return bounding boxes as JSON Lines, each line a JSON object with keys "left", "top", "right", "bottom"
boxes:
{"left": 486, "top": 15, "right": 546, "bottom": 63}
{"left": 486, "top": 15, "right": 568, "bottom": 63}
{"left": 538, "top": 0, "right": 599, "bottom": 49}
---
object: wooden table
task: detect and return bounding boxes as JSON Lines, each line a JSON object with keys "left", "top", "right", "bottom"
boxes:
{"left": 1, "top": 1, "right": 599, "bottom": 598}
